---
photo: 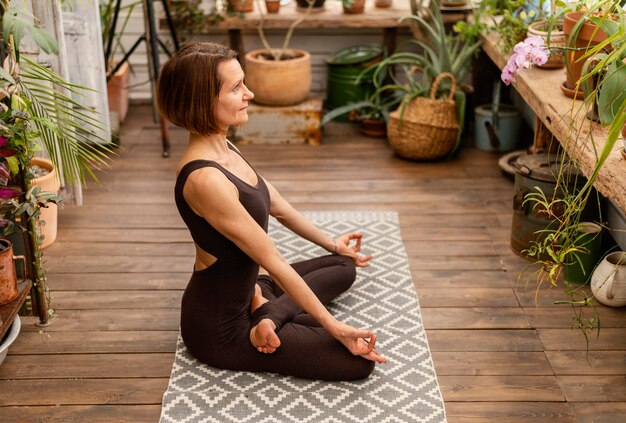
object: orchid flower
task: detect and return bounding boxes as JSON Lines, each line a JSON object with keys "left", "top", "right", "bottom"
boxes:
{"left": 501, "top": 36, "right": 549, "bottom": 85}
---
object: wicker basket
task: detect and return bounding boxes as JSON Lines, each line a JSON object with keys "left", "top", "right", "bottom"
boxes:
{"left": 387, "top": 72, "right": 459, "bottom": 160}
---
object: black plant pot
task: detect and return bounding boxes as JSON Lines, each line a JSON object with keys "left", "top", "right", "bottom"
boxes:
{"left": 295, "top": 0, "right": 326, "bottom": 11}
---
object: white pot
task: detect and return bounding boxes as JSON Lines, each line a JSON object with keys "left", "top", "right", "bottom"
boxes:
{"left": 0, "top": 315, "right": 21, "bottom": 366}
{"left": 591, "top": 251, "right": 626, "bottom": 307}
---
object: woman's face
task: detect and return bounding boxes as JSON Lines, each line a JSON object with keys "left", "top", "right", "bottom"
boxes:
{"left": 215, "top": 59, "right": 254, "bottom": 130}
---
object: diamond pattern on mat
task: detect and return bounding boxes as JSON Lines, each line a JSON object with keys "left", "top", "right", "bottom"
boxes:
{"left": 160, "top": 211, "right": 446, "bottom": 423}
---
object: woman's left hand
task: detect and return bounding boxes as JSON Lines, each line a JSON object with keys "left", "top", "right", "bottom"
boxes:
{"left": 335, "top": 232, "right": 372, "bottom": 267}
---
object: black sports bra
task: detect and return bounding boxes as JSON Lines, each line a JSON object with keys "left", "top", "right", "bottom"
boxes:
{"left": 174, "top": 148, "right": 271, "bottom": 262}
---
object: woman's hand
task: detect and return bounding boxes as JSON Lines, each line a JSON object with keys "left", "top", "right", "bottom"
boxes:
{"left": 335, "top": 232, "right": 372, "bottom": 267}
{"left": 330, "top": 320, "right": 387, "bottom": 364}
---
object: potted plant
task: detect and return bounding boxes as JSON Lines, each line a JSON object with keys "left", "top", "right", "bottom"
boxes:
{"left": 245, "top": 0, "right": 316, "bottom": 106}
{"left": 371, "top": 0, "right": 481, "bottom": 159}
{"left": 342, "top": 0, "right": 365, "bottom": 14}
{"left": 320, "top": 89, "right": 402, "bottom": 137}
{"left": 1, "top": 1, "right": 114, "bottom": 324}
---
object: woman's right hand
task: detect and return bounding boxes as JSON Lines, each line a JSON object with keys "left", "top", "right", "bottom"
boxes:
{"left": 330, "top": 320, "right": 387, "bottom": 364}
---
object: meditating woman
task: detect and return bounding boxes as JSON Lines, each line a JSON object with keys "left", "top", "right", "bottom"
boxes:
{"left": 157, "top": 42, "right": 386, "bottom": 381}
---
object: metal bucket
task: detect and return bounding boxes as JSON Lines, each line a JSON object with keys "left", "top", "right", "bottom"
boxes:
{"left": 325, "top": 44, "right": 382, "bottom": 120}
{"left": 510, "top": 153, "right": 600, "bottom": 258}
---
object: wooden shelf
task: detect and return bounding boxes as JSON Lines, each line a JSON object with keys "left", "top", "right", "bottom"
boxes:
{"left": 481, "top": 32, "right": 626, "bottom": 214}
{"left": 196, "top": 0, "right": 469, "bottom": 30}
{"left": 0, "top": 280, "right": 32, "bottom": 341}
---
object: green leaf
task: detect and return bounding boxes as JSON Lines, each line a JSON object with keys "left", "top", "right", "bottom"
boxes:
{"left": 28, "top": 26, "right": 59, "bottom": 55}
{"left": 597, "top": 62, "right": 626, "bottom": 125}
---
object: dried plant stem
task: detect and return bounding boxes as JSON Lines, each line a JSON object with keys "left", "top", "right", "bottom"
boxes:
{"left": 255, "top": 0, "right": 315, "bottom": 60}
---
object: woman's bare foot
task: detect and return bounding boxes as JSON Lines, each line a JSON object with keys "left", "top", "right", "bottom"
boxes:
{"left": 250, "top": 318, "right": 281, "bottom": 354}
{"left": 250, "top": 284, "right": 268, "bottom": 314}
{"left": 250, "top": 284, "right": 280, "bottom": 353}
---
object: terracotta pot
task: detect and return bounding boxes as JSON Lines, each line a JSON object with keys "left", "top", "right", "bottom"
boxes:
{"left": 375, "top": 0, "right": 392, "bottom": 8}
{"left": 360, "top": 119, "right": 386, "bottom": 138}
{"left": 527, "top": 20, "right": 566, "bottom": 69}
{"left": 265, "top": 0, "right": 280, "bottom": 13}
{"left": 0, "top": 238, "right": 25, "bottom": 306}
{"left": 562, "top": 12, "right": 608, "bottom": 95}
{"left": 244, "top": 49, "right": 311, "bottom": 106}
{"left": 29, "top": 158, "right": 60, "bottom": 249}
{"left": 230, "top": 0, "right": 253, "bottom": 12}
{"left": 106, "top": 61, "right": 130, "bottom": 123}
{"left": 343, "top": 0, "right": 365, "bottom": 14}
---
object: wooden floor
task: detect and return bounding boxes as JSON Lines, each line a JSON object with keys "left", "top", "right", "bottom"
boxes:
{"left": 1, "top": 104, "right": 625, "bottom": 422}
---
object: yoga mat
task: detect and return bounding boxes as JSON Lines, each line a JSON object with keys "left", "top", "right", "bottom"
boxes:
{"left": 160, "top": 211, "right": 446, "bottom": 422}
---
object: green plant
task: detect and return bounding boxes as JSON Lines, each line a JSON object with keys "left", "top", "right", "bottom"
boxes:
{"left": 368, "top": 0, "right": 480, "bottom": 155}
{"left": 0, "top": 0, "right": 114, "bottom": 323}
{"left": 320, "top": 89, "right": 402, "bottom": 125}
{"left": 514, "top": 0, "right": 626, "bottom": 346}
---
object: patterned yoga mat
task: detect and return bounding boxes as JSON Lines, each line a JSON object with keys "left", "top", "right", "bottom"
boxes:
{"left": 159, "top": 211, "right": 447, "bottom": 423}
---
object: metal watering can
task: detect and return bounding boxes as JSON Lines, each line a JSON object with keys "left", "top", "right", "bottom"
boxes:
{"left": 0, "top": 238, "right": 26, "bottom": 305}
{"left": 591, "top": 251, "right": 626, "bottom": 307}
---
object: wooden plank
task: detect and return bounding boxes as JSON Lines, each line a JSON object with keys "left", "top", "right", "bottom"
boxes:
{"left": 406, "top": 256, "right": 504, "bottom": 271}
{"left": 57, "top": 228, "right": 192, "bottom": 243}
{"left": 46, "top": 242, "right": 195, "bottom": 257}
{"left": 416, "top": 287, "right": 518, "bottom": 307}
{"left": 19, "top": 310, "right": 180, "bottom": 332}
{"left": 46, "top": 273, "right": 188, "bottom": 291}
{"left": 524, "top": 306, "right": 626, "bottom": 329}
{"left": 538, "top": 328, "right": 626, "bottom": 351}
{"left": 432, "top": 352, "right": 553, "bottom": 375}
{"left": 558, "top": 376, "right": 626, "bottom": 402}
{"left": 571, "top": 403, "right": 626, "bottom": 423}
{"left": 421, "top": 308, "right": 530, "bottom": 330}
{"left": 0, "top": 378, "right": 168, "bottom": 406}
{"left": 546, "top": 351, "right": 626, "bottom": 376}
{"left": 410, "top": 270, "right": 511, "bottom": 288}
{"left": 0, "top": 353, "right": 173, "bottom": 379}
{"left": 0, "top": 405, "right": 162, "bottom": 423}
{"left": 45, "top": 256, "right": 194, "bottom": 273}
{"left": 426, "top": 330, "right": 544, "bottom": 352}
{"left": 52, "top": 291, "right": 183, "bottom": 310}
{"left": 403, "top": 241, "right": 497, "bottom": 256}
{"left": 9, "top": 330, "right": 178, "bottom": 354}
{"left": 445, "top": 402, "right": 575, "bottom": 422}
{"left": 438, "top": 376, "right": 565, "bottom": 402}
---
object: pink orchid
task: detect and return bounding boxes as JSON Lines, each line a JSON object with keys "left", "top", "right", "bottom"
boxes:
{"left": 501, "top": 37, "right": 549, "bottom": 86}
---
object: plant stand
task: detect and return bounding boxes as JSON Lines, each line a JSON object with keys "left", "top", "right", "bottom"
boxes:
{"left": 0, "top": 280, "right": 32, "bottom": 341}
{"left": 234, "top": 97, "right": 323, "bottom": 145}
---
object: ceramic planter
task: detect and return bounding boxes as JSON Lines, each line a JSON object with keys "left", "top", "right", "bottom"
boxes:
{"left": 562, "top": 11, "right": 608, "bottom": 99}
{"left": 265, "top": 0, "right": 280, "bottom": 13}
{"left": 563, "top": 222, "right": 603, "bottom": 285}
{"left": 229, "top": 0, "right": 253, "bottom": 12}
{"left": 360, "top": 119, "right": 386, "bottom": 138}
{"left": 527, "top": 20, "right": 566, "bottom": 69}
{"left": 0, "top": 315, "right": 20, "bottom": 367}
{"left": 591, "top": 251, "right": 626, "bottom": 306}
{"left": 106, "top": 61, "right": 130, "bottom": 123}
{"left": 30, "top": 158, "right": 60, "bottom": 249}
{"left": 245, "top": 49, "right": 311, "bottom": 106}
{"left": 343, "top": 0, "right": 365, "bottom": 14}
{"left": 0, "top": 239, "right": 25, "bottom": 305}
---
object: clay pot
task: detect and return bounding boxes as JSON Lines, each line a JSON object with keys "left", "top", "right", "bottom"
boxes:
{"left": 527, "top": 20, "right": 566, "bottom": 69}
{"left": 230, "top": 0, "right": 253, "bottom": 13}
{"left": 562, "top": 12, "right": 608, "bottom": 96}
{"left": 265, "top": 0, "right": 280, "bottom": 13}
{"left": 106, "top": 61, "right": 130, "bottom": 123}
{"left": 244, "top": 49, "right": 311, "bottom": 106}
{"left": 375, "top": 0, "right": 392, "bottom": 8}
{"left": 30, "top": 158, "right": 60, "bottom": 249}
{"left": 343, "top": 0, "right": 365, "bottom": 14}
{"left": 360, "top": 119, "right": 386, "bottom": 138}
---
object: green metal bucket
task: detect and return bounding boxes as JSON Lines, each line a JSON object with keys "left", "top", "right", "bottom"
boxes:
{"left": 325, "top": 44, "right": 382, "bottom": 121}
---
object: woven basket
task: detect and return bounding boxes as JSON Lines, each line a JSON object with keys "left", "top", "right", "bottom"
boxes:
{"left": 387, "top": 72, "right": 459, "bottom": 160}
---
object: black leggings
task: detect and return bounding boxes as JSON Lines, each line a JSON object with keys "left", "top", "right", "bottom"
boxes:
{"left": 183, "top": 254, "right": 374, "bottom": 381}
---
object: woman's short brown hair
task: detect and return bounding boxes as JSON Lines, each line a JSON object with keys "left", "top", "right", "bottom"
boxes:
{"left": 157, "top": 42, "right": 238, "bottom": 135}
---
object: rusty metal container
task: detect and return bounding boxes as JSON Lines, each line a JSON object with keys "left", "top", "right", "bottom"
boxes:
{"left": 0, "top": 238, "right": 25, "bottom": 305}
{"left": 510, "top": 153, "right": 600, "bottom": 258}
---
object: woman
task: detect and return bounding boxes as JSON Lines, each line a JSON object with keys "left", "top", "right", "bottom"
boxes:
{"left": 157, "top": 43, "right": 386, "bottom": 381}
